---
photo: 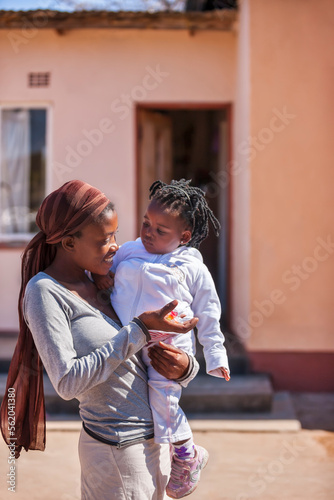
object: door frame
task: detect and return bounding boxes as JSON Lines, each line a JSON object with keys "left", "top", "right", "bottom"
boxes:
{"left": 135, "top": 102, "right": 233, "bottom": 325}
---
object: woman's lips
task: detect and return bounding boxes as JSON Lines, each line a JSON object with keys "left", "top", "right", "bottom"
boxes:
{"left": 103, "top": 252, "right": 116, "bottom": 264}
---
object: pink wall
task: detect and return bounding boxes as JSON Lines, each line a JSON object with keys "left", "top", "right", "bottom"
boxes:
{"left": 0, "top": 27, "right": 236, "bottom": 330}
{"left": 231, "top": 0, "right": 251, "bottom": 350}
{"left": 246, "top": 0, "right": 334, "bottom": 352}
{"left": 1, "top": 2, "right": 333, "bottom": 370}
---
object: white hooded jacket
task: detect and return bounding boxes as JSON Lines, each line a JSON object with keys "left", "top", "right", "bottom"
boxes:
{"left": 111, "top": 238, "right": 229, "bottom": 377}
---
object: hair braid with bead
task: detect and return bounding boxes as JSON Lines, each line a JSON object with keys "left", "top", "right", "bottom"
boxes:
{"left": 149, "top": 179, "right": 220, "bottom": 249}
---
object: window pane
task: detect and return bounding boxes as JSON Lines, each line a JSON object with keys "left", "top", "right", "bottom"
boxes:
{"left": 29, "top": 109, "right": 46, "bottom": 233}
{"left": 0, "top": 108, "right": 46, "bottom": 235}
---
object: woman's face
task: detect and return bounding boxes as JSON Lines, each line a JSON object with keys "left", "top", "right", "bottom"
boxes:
{"left": 72, "top": 210, "right": 119, "bottom": 275}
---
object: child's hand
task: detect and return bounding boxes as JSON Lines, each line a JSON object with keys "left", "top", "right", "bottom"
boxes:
{"left": 93, "top": 271, "right": 115, "bottom": 290}
{"left": 220, "top": 367, "right": 230, "bottom": 381}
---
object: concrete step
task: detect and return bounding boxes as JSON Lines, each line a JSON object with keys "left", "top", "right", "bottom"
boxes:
{"left": 44, "top": 392, "right": 300, "bottom": 432}
{"left": 180, "top": 374, "right": 273, "bottom": 413}
{"left": 0, "top": 372, "right": 273, "bottom": 415}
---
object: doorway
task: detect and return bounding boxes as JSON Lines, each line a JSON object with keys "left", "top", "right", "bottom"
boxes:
{"left": 136, "top": 104, "right": 231, "bottom": 326}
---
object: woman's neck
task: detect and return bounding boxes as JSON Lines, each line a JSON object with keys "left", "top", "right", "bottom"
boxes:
{"left": 44, "top": 253, "right": 87, "bottom": 285}
{"left": 44, "top": 253, "right": 119, "bottom": 321}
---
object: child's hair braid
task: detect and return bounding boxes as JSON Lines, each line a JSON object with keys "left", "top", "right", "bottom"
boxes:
{"left": 149, "top": 178, "right": 220, "bottom": 249}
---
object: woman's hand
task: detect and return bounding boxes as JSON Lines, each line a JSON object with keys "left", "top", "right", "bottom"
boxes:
{"left": 138, "top": 300, "right": 198, "bottom": 334}
{"left": 148, "top": 342, "right": 190, "bottom": 380}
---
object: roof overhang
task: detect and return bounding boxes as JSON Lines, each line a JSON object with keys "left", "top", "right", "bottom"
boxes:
{"left": 0, "top": 9, "right": 237, "bottom": 32}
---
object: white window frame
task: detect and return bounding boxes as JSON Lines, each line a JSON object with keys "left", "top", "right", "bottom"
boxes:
{"left": 0, "top": 102, "right": 52, "bottom": 243}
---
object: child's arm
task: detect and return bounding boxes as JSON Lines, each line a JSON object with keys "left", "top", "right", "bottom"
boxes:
{"left": 190, "top": 263, "right": 230, "bottom": 379}
{"left": 91, "top": 270, "right": 115, "bottom": 290}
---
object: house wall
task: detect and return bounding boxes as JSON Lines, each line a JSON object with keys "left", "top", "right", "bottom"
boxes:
{"left": 231, "top": 0, "right": 251, "bottom": 361}
{"left": 0, "top": 27, "right": 236, "bottom": 331}
{"left": 1, "top": 3, "right": 333, "bottom": 391}
{"left": 244, "top": 0, "right": 334, "bottom": 389}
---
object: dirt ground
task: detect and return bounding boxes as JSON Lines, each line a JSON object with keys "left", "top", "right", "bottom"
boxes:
{"left": 0, "top": 393, "right": 333, "bottom": 500}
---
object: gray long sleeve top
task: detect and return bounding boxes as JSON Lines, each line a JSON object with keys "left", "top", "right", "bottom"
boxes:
{"left": 23, "top": 272, "right": 198, "bottom": 446}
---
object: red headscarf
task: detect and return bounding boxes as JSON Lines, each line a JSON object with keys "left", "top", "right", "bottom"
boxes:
{"left": 0, "top": 180, "right": 110, "bottom": 458}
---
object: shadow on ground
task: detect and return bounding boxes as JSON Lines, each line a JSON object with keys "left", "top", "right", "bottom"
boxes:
{"left": 291, "top": 392, "right": 334, "bottom": 431}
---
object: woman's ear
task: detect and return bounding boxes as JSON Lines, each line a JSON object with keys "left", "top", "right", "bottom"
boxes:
{"left": 181, "top": 230, "right": 192, "bottom": 245}
{"left": 61, "top": 235, "right": 76, "bottom": 252}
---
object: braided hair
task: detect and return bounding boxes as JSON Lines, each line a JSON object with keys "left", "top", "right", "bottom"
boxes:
{"left": 149, "top": 179, "right": 220, "bottom": 249}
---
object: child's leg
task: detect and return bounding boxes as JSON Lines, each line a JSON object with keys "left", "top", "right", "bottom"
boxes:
{"left": 142, "top": 340, "right": 209, "bottom": 498}
{"left": 147, "top": 370, "right": 196, "bottom": 459}
{"left": 142, "top": 336, "right": 195, "bottom": 445}
{"left": 161, "top": 335, "right": 208, "bottom": 498}
{"left": 172, "top": 437, "right": 195, "bottom": 459}
{"left": 146, "top": 364, "right": 193, "bottom": 445}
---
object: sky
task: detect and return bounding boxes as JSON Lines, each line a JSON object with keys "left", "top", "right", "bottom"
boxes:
{"left": 0, "top": 0, "right": 183, "bottom": 11}
{"left": 0, "top": 0, "right": 122, "bottom": 10}
{"left": 0, "top": 0, "right": 54, "bottom": 9}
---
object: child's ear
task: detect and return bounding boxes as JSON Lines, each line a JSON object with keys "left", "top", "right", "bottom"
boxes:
{"left": 181, "top": 230, "right": 192, "bottom": 245}
{"left": 61, "top": 235, "right": 76, "bottom": 252}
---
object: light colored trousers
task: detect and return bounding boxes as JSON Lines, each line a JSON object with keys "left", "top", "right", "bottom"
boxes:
{"left": 141, "top": 333, "right": 195, "bottom": 444}
{"left": 78, "top": 428, "right": 171, "bottom": 500}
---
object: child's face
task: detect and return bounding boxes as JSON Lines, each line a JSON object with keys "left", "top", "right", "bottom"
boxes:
{"left": 140, "top": 200, "right": 191, "bottom": 254}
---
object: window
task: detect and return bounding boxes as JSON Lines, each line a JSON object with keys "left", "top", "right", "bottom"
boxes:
{"left": 0, "top": 107, "right": 47, "bottom": 239}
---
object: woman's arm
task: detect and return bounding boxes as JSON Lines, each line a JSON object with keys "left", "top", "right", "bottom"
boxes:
{"left": 24, "top": 284, "right": 198, "bottom": 401}
{"left": 140, "top": 301, "right": 200, "bottom": 386}
{"left": 24, "top": 283, "right": 149, "bottom": 401}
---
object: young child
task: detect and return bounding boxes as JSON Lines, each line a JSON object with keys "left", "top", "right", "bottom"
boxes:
{"left": 94, "top": 179, "right": 230, "bottom": 499}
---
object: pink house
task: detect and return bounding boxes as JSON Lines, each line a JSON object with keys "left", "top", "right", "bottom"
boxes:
{"left": 0, "top": 0, "right": 333, "bottom": 391}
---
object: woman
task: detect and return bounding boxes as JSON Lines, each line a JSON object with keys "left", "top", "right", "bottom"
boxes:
{"left": 0, "top": 180, "right": 199, "bottom": 500}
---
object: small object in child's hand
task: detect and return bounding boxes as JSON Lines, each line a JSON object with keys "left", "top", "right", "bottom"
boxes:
{"left": 165, "top": 310, "right": 184, "bottom": 323}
